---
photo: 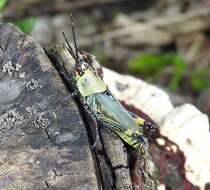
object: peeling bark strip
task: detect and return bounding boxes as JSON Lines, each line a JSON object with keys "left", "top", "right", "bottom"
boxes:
{"left": 0, "top": 23, "right": 98, "bottom": 190}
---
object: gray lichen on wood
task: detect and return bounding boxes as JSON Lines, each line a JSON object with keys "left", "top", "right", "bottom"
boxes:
{"left": 0, "top": 23, "right": 99, "bottom": 190}
{"left": 0, "top": 109, "right": 24, "bottom": 133}
{"left": 22, "top": 78, "right": 43, "bottom": 90}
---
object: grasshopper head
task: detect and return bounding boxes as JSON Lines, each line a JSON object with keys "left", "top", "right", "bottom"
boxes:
{"left": 56, "top": 44, "right": 91, "bottom": 82}
{"left": 72, "top": 61, "right": 90, "bottom": 81}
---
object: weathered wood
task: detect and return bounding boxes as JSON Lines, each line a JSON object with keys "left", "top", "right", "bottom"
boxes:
{"left": 47, "top": 49, "right": 159, "bottom": 190}
{"left": 0, "top": 22, "right": 159, "bottom": 190}
{"left": 0, "top": 23, "right": 99, "bottom": 190}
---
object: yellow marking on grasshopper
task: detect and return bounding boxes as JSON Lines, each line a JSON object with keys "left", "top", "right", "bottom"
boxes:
{"left": 116, "top": 129, "right": 142, "bottom": 149}
{"left": 134, "top": 117, "right": 145, "bottom": 126}
{"left": 77, "top": 69, "right": 107, "bottom": 97}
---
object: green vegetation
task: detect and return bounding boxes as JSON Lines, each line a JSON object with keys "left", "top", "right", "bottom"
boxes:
{"left": 128, "top": 53, "right": 210, "bottom": 93}
{"left": 0, "top": 0, "right": 36, "bottom": 34}
{"left": 0, "top": 0, "right": 6, "bottom": 10}
{"left": 190, "top": 68, "right": 209, "bottom": 92}
{"left": 13, "top": 17, "right": 36, "bottom": 34}
{"left": 128, "top": 53, "right": 186, "bottom": 91}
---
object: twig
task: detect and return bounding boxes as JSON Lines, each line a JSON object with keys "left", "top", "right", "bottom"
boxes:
{"left": 79, "top": 6, "right": 210, "bottom": 46}
{"left": 3, "top": 0, "right": 128, "bottom": 19}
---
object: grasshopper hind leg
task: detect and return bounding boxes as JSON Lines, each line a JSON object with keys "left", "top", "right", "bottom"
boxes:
{"left": 133, "top": 134, "right": 149, "bottom": 154}
{"left": 129, "top": 112, "right": 159, "bottom": 131}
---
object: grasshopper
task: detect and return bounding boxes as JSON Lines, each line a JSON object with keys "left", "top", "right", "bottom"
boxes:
{"left": 47, "top": 15, "right": 159, "bottom": 154}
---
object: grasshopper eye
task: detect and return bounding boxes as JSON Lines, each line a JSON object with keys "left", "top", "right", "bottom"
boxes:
{"left": 72, "top": 71, "right": 76, "bottom": 77}
{"left": 82, "top": 67, "right": 86, "bottom": 72}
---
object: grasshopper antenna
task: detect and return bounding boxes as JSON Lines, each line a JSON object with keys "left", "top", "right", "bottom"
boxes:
{"left": 70, "top": 13, "right": 80, "bottom": 63}
{"left": 62, "top": 32, "right": 77, "bottom": 61}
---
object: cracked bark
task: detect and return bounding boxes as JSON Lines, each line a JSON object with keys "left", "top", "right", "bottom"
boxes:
{"left": 0, "top": 23, "right": 99, "bottom": 190}
{"left": 0, "top": 23, "right": 158, "bottom": 190}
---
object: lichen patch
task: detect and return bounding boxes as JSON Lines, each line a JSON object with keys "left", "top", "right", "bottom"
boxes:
{"left": 2, "top": 62, "right": 23, "bottom": 76}
{"left": 0, "top": 109, "right": 24, "bottom": 133}
{"left": 33, "top": 114, "right": 50, "bottom": 129}
{"left": 23, "top": 79, "right": 43, "bottom": 90}
{"left": 26, "top": 106, "right": 50, "bottom": 129}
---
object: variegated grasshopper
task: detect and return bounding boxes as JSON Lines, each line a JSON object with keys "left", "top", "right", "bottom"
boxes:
{"left": 47, "top": 15, "right": 159, "bottom": 154}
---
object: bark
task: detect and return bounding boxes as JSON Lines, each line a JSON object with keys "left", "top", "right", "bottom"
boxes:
{"left": 0, "top": 23, "right": 99, "bottom": 190}
{"left": 0, "top": 23, "right": 158, "bottom": 190}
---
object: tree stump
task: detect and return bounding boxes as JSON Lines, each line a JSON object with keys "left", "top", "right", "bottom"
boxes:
{"left": 0, "top": 23, "right": 99, "bottom": 190}
{"left": 0, "top": 23, "right": 158, "bottom": 190}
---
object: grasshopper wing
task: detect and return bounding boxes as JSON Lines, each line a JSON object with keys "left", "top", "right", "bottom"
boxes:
{"left": 86, "top": 91, "right": 147, "bottom": 149}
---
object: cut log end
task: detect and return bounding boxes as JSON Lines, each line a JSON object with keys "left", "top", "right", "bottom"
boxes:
{"left": 0, "top": 23, "right": 159, "bottom": 190}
